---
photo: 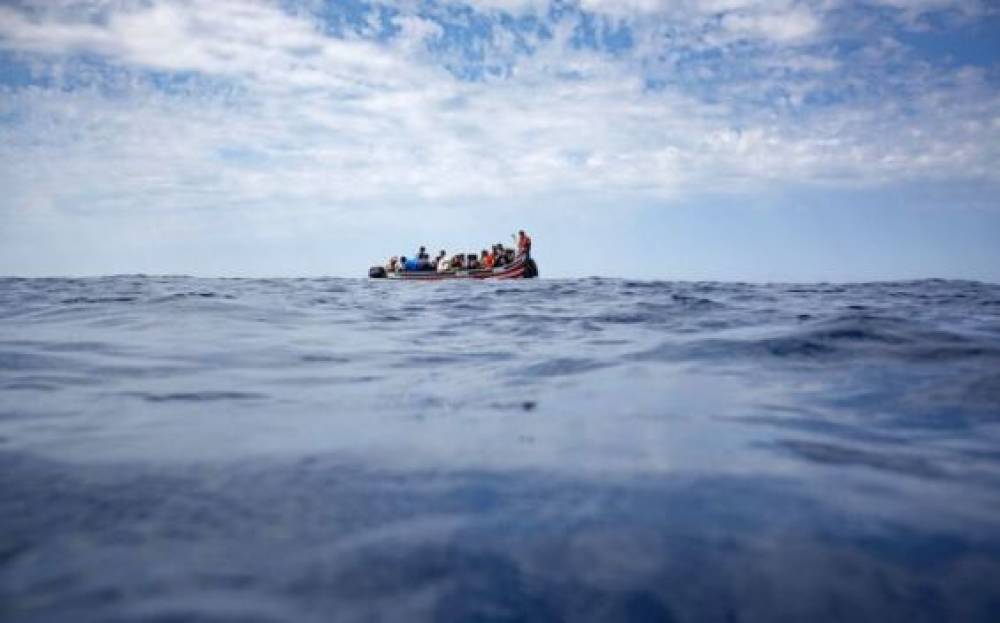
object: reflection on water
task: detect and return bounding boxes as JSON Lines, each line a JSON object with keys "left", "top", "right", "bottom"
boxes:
{"left": 2, "top": 276, "right": 1000, "bottom": 621}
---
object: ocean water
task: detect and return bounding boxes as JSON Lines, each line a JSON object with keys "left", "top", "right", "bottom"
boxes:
{"left": 2, "top": 276, "right": 1000, "bottom": 622}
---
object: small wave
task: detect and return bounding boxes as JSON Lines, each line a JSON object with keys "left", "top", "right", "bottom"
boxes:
{"left": 592, "top": 312, "right": 650, "bottom": 325}
{"left": 1, "top": 380, "right": 61, "bottom": 392}
{"left": 517, "top": 357, "right": 609, "bottom": 378}
{"left": 770, "top": 439, "right": 947, "bottom": 479}
{"left": 670, "top": 294, "right": 723, "bottom": 308}
{"left": 151, "top": 291, "right": 236, "bottom": 303}
{"left": 627, "top": 313, "right": 1000, "bottom": 364}
{"left": 60, "top": 296, "right": 137, "bottom": 304}
{"left": 300, "top": 354, "right": 352, "bottom": 363}
{"left": 128, "top": 391, "right": 266, "bottom": 403}
{"left": 390, "top": 351, "right": 510, "bottom": 367}
{"left": 488, "top": 400, "right": 538, "bottom": 412}
{"left": 0, "top": 351, "right": 73, "bottom": 371}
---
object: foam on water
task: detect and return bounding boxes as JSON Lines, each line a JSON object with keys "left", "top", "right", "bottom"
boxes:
{"left": 2, "top": 276, "right": 1000, "bottom": 621}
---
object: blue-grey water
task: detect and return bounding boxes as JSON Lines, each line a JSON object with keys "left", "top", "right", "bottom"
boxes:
{"left": 2, "top": 276, "right": 1000, "bottom": 622}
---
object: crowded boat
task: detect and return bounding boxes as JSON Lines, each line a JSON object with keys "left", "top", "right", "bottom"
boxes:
{"left": 368, "top": 230, "right": 537, "bottom": 280}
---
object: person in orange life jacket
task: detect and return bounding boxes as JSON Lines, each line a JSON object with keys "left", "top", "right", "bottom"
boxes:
{"left": 482, "top": 249, "right": 495, "bottom": 269}
{"left": 517, "top": 230, "right": 532, "bottom": 257}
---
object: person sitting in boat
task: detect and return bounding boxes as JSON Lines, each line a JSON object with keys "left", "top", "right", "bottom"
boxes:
{"left": 501, "top": 246, "right": 515, "bottom": 265}
{"left": 482, "top": 249, "right": 494, "bottom": 270}
{"left": 497, "top": 243, "right": 513, "bottom": 266}
{"left": 386, "top": 256, "right": 399, "bottom": 272}
{"left": 450, "top": 254, "right": 464, "bottom": 269}
{"left": 398, "top": 256, "right": 409, "bottom": 271}
{"left": 437, "top": 253, "right": 452, "bottom": 273}
{"left": 413, "top": 246, "right": 429, "bottom": 270}
{"left": 465, "top": 253, "right": 480, "bottom": 270}
{"left": 433, "top": 250, "right": 447, "bottom": 270}
{"left": 517, "top": 230, "right": 532, "bottom": 258}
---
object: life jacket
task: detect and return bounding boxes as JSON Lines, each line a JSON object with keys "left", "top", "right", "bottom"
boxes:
{"left": 484, "top": 253, "right": 495, "bottom": 269}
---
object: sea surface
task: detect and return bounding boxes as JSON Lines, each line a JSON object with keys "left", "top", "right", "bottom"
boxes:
{"left": 2, "top": 276, "right": 1000, "bottom": 622}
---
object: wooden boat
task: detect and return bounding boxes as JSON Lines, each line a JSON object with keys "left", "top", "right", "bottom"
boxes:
{"left": 369, "top": 254, "right": 538, "bottom": 280}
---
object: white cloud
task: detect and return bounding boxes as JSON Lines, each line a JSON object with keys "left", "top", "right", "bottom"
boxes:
{"left": 720, "top": 7, "right": 820, "bottom": 42}
{"left": 0, "top": 0, "right": 997, "bottom": 233}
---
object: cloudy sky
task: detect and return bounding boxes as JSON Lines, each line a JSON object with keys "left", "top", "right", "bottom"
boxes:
{"left": 0, "top": 0, "right": 998, "bottom": 280}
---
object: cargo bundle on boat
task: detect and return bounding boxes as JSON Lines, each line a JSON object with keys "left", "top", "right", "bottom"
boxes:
{"left": 369, "top": 231, "right": 538, "bottom": 280}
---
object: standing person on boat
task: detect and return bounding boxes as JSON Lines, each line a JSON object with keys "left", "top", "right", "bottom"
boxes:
{"left": 517, "top": 230, "right": 532, "bottom": 258}
{"left": 482, "top": 249, "right": 495, "bottom": 270}
{"left": 433, "top": 250, "right": 447, "bottom": 270}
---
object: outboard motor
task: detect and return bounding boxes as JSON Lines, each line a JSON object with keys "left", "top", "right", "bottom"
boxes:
{"left": 368, "top": 266, "right": 387, "bottom": 279}
{"left": 524, "top": 259, "right": 539, "bottom": 278}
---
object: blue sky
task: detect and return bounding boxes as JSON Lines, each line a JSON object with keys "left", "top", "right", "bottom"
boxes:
{"left": 0, "top": 0, "right": 998, "bottom": 280}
